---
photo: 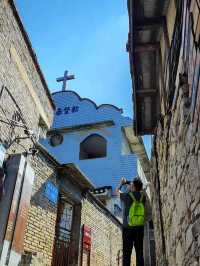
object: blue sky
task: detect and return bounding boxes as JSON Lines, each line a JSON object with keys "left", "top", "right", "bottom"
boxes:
{"left": 16, "top": 0, "right": 152, "bottom": 157}
{"left": 16, "top": 0, "right": 132, "bottom": 115}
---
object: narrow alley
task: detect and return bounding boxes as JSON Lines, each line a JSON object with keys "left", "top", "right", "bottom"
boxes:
{"left": 0, "top": 1, "right": 200, "bottom": 266}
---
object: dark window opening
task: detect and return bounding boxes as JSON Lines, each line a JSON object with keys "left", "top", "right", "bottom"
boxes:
{"left": 80, "top": 134, "right": 107, "bottom": 160}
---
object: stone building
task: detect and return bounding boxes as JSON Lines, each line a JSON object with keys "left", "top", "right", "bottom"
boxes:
{"left": 127, "top": 0, "right": 200, "bottom": 265}
{"left": 0, "top": 0, "right": 54, "bottom": 150}
{"left": 0, "top": 0, "right": 54, "bottom": 265}
{"left": 21, "top": 146, "right": 123, "bottom": 266}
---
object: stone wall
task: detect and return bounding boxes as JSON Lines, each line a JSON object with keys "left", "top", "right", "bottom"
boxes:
{"left": 0, "top": 2, "right": 57, "bottom": 265}
{"left": 80, "top": 195, "right": 123, "bottom": 266}
{"left": 23, "top": 152, "right": 58, "bottom": 266}
{"left": 20, "top": 251, "right": 44, "bottom": 266}
{"left": 151, "top": 79, "right": 200, "bottom": 266}
{"left": 0, "top": 0, "right": 54, "bottom": 154}
{"left": 150, "top": 1, "right": 200, "bottom": 265}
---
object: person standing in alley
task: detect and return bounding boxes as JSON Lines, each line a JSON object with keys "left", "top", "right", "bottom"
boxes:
{"left": 116, "top": 177, "right": 146, "bottom": 266}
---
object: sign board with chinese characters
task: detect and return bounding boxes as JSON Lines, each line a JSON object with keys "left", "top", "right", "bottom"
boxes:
{"left": 44, "top": 181, "right": 58, "bottom": 204}
{"left": 56, "top": 106, "right": 79, "bottom": 115}
{"left": 0, "top": 144, "right": 6, "bottom": 167}
{"left": 51, "top": 90, "right": 124, "bottom": 130}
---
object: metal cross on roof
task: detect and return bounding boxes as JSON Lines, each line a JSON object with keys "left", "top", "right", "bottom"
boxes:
{"left": 56, "top": 70, "right": 75, "bottom": 91}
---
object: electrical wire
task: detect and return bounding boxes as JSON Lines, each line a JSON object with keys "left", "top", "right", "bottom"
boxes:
{"left": 0, "top": 85, "right": 38, "bottom": 151}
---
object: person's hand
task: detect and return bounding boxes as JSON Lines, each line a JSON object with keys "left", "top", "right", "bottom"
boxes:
{"left": 116, "top": 178, "right": 126, "bottom": 194}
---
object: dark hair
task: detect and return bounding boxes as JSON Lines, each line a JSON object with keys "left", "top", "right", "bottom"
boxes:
{"left": 133, "top": 178, "right": 143, "bottom": 191}
{"left": 124, "top": 180, "right": 131, "bottom": 185}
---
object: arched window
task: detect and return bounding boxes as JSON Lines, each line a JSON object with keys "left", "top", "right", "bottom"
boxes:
{"left": 79, "top": 134, "right": 107, "bottom": 160}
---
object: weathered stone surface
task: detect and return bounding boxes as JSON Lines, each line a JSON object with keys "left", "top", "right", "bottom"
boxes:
{"left": 0, "top": 0, "right": 54, "bottom": 154}
{"left": 80, "top": 199, "right": 123, "bottom": 266}
{"left": 23, "top": 153, "right": 58, "bottom": 266}
{"left": 148, "top": 2, "right": 200, "bottom": 265}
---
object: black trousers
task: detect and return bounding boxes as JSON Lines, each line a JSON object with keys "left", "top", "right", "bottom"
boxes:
{"left": 123, "top": 226, "right": 144, "bottom": 266}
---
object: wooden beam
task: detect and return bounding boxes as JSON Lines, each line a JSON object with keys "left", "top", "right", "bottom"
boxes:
{"left": 134, "top": 16, "right": 165, "bottom": 31}
{"left": 134, "top": 42, "right": 160, "bottom": 53}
